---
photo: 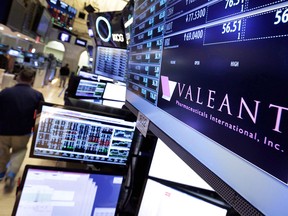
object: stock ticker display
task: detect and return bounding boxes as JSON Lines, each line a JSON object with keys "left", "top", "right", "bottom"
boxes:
{"left": 32, "top": 106, "right": 136, "bottom": 166}
{"left": 128, "top": 0, "right": 288, "bottom": 103}
{"left": 128, "top": 0, "right": 288, "bottom": 183}
{"left": 95, "top": 46, "right": 128, "bottom": 82}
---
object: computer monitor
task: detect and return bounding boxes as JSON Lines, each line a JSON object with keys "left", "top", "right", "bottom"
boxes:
{"left": 95, "top": 46, "right": 128, "bottom": 82}
{"left": 103, "top": 82, "right": 126, "bottom": 102}
{"left": 30, "top": 103, "right": 137, "bottom": 169}
{"left": 148, "top": 138, "right": 214, "bottom": 190}
{"left": 65, "top": 76, "right": 103, "bottom": 100}
{"left": 138, "top": 178, "right": 228, "bottom": 216}
{"left": 58, "top": 32, "right": 71, "bottom": 43}
{"left": 75, "top": 79, "right": 107, "bottom": 100}
{"left": 12, "top": 165, "right": 125, "bottom": 216}
{"left": 78, "top": 71, "right": 97, "bottom": 80}
{"left": 126, "top": 0, "right": 288, "bottom": 215}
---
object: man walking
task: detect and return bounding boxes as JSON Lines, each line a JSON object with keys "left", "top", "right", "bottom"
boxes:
{"left": 0, "top": 68, "right": 44, "bottom": 192}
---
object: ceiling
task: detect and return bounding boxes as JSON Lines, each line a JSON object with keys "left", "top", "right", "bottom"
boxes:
{"left": 0, "top": 0, "right": 130, "bottom": 44}
{"left": 64, "top": 0, "right": 129, "bottom": 13}
{"left": 58, "top": 0, "right": 130, "bottom": 39}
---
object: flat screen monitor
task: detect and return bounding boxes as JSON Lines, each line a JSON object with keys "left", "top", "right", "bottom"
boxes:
{"left": 75, "top": 38, "right": 87, "bottom": 47}
{"left": 149, "top": 138, "right": 214, "bottom": 191}
{"left": 47, "top": 0, "right": 76, "bottom": 31}
{"left": 103, "top": 82, "right": 126, "bottom": 102}
{"left": 126, "top": 0, "right": 288, "bottom": 215}
{"left": 30, "top": 103, "right": 137, "bottom": 168}
{"left": 12, "top": 165, "right": 124, "bottom": 216}
{"left": 75, "top": 79, "right": 106, "bottom": 100}
{"left": 65, "top": 76, "right": 100, "bottom": 99}
{"left": 58, "top": 32, "right": 71, "bottom": 43}
{"left": 95, "top": 46, "right": 128, "bottom": 82}
{"left": 138, "top": 178, "right": 228, "bottom": 216}
{"left": 78, "top": 71, "right": 97, "bottom": 80}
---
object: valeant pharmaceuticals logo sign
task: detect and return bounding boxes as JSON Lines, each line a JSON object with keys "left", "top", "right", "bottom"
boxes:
{"left": 161, "top": 76, "right": 177, "bottom": 101}
{"left": 160, "top": 76, "right": 287, "bottom": 135}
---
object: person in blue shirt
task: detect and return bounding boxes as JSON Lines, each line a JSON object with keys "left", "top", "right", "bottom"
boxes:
{"left": 0, "top": 68, "right": 44, "bottom": 192}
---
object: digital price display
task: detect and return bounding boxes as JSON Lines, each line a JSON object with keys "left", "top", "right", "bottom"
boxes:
{"left": 127, "top": 0, "right": 166, "bottom": 105}
{"left": 128, "top": 0, "right": 288, "bottom": 186}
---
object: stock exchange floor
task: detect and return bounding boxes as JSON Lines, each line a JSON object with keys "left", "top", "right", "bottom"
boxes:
{"left": 0, "top": 78, "right": 65, "bottom": 216}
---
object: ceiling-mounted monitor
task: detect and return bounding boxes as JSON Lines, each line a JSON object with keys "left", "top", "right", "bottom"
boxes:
{"left": 58, "top": 32, "right": 71, "bottom": 42}
{"left": 46, "top": 0, "right": 77, "bottom": 31}
{"left": 75, "top": 38, "right": 87, "bottom": 47}
{"left": 94, "top": 46, "right": 128, "bottom": 82}
{"left": 88, "top": 11, "right": 127, "bottom": 48}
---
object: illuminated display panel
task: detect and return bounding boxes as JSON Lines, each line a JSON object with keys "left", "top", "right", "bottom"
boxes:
{"left": 12, "top": 165, "right": 124, "bottom": 216}
{"left": 75, "top": 79, "right": 106, "bottom": 99}
{"left": 127, "top": 0, "right": 288, "bottom": 215}
{"left": 95, "top": 46, "right": 128, "bottom": 82}
{"left": 30, "top": 104, "right": 136, "bottom": 168}
{"left": 138, "top": 179, "right": 228, "bottom": 216}
{"left": 46, "top": 0, "right": 77, "bottom": 31}
{"left": 127, "top": 0, "right": 166, "bottom": 105}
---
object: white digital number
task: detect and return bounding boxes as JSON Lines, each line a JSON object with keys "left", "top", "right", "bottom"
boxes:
{"left": 222, "top": 20, "right": 241, "bottom": 34}
{"left": 186, "top": 8, "right": 206, "bottom": 22}
{"left": 225, "top": 0, "right": 240, "bottom": 9}
{"left": 274, "top": 9, "right": 288, "bottom": 25}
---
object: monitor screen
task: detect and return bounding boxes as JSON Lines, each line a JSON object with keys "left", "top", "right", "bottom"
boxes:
{"left": 75, "top": 38, "right": 87, "bottom": 47}
{"left": 138, "top": 178, "right": 228, "bottom": 216}
{"left": 12, "top": 165, "right": 124, "bottom": 216}
{"left": 149, "top": 138, "right": 214, "bottom": 191}
{"left": 126, "top": 0, "right": 288, "bottom": 215}
{"left": 46, "top": 0, "right": 77, "bottom": 31}
{"left": 75, "top": 79, "right": 106, "bottom": 100}
{"left": 103, "top": 83, "right": 126, "bottom": 102}
{"left": 58, "top": 32, "right": 71, "bottom": 42}
{"left": 78, "top": 71, "right": 97, "bottom": 80}
{"left": 8, "top": 49, "right": 20, "bottom": 57}
{"left": 30, "top": 103, "right": 137, "bottom": 168}
{"left": 95, "top": 46, "right": 128, "bottom": 82}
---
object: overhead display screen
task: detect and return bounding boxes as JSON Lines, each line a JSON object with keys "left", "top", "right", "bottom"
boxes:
{"left": 88, "top": 11, "right": 127, "bottom": 49}
{"left": 127, "top": 0, "right": 288, "bottom": 186}
{"left": 46, "top": 0, "right": 77, "bottom": 31}
{"left": 95, "top": 46, "right": 128, "bottom": 82}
